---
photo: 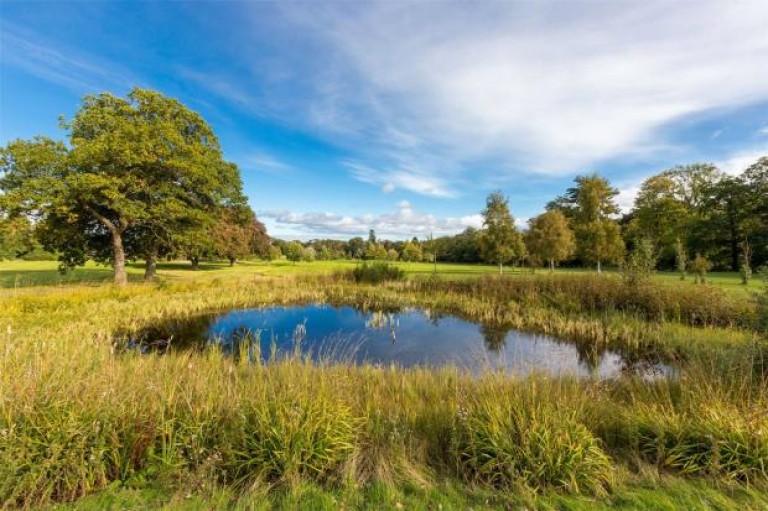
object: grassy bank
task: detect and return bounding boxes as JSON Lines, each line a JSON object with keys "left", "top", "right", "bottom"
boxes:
{"left": 1, "top": 273, "right": 767, "bottom": 509}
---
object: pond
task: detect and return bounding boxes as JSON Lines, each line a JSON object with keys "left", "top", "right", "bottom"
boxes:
{"left": 124, "top": 304, "right": 671, "bottom": 378}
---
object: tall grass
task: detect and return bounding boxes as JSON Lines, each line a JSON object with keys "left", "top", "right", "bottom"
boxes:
{"left": 1, "top": 273, "right": 766, "bottom": 508}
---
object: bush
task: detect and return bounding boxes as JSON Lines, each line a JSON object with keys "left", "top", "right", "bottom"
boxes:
{"left": 349, "top": 262, "right": 406, "bottom": 284}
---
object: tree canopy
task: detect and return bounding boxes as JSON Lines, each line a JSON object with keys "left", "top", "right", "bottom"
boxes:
{"left": 480, "top": 191, "right": 524, "bottom": 273}
{"left": 0, "top": 88, "right": 258, "bottom": 283}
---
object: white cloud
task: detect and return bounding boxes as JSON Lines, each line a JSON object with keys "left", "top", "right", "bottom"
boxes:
{"left": 616, "top": 184, "right": 642, "bottom": 214}
{"left": 343, "top": 160, "right": 457, "bottom": 198}
{"left": 716, "top": 147, "right": 768, "bottom": 175}
{"left": 260, "top": 201, "right": 482, "bottom": 239}
{"left": 758, "top": 126, "right": 768, "bottom": 136}
{"left": 1, "top": 25, "right": 139, "bottom": 93}
{"left": 272, "top": 1, "right": 768, "bottom": 191}
{"left": 238, "top": 150, "right": 292, "bottom": 175}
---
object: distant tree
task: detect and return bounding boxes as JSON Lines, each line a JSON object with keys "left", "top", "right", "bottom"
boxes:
{"left": 368, "top": 229, "right": 377, "bottom": 245}
{"left": 364, "top": 242, "right": 387, "bottom": 260}
{"left": 401, "top": 240, "right": 423, "bottom": 262}
{"left": 740, "top": 240, "right": 753, "bottom": 285}
{"left": 0, "top": 88, "right": 245, "bottom": 284}
{"left": 620, "top": 238, "right": 657, "bottom": 286}
{"left": 319, "top": 246, "right": 332, "bottom": 261}
{"left": 423, "top": 232, "right": 439, "bottom": 272}
{"left": 347, "top": 237, "right": 365, "bottom": 259}
{"left": 386, "top": 248, "right": 399, "bottom": 261}
{"left": 479, "top": 191, "right": 523, "bottom": 274}
{"left": 675, "top": 237, "right": 688, "bottom": 281}
{"left": 211, "top": 206, "right": 269, "bottom": 266}
{"left": 301, "top": 246, "right": 316, "bottom": 262}
{"left": 286, "top": 241, "right": 303, "bottom": 263}
{"left": 525, "top": 210, "right": 575, "bottom": 271}
{"left": 627, "top": 173, "right": 691, "bottom": 267}
{"left": 267, "top": 244, "right": 283, "bottom": 261}
{"left": 553, "top": 175, "right": 624, "bottom": 273}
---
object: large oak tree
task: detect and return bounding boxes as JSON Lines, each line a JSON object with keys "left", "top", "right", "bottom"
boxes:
{"left": 0, "top": 88, "right": 246, "bottom": 284}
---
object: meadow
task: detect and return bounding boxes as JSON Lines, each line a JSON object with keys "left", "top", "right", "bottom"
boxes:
{"left": 1, "top": 259, "right": 767, "bottom": 510}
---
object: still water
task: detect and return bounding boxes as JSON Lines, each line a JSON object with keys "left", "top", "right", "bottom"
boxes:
{"left": 127, "top": 304, "right": 669, "bottom": 378}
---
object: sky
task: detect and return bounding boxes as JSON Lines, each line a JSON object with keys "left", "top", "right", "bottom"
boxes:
{"left": 1, "top": 1, "right": 767, "bottom": 240}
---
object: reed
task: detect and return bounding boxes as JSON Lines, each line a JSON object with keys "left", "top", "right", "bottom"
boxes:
{"left": 0, "top": 273, "right": 766, "bottom": 508}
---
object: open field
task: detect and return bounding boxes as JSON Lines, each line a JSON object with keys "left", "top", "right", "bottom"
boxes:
{"left": 1, "top": 266, "right": 767, "bottom": 510}
{"left": 0, "top": 259, "right": 760, "bottom": 295}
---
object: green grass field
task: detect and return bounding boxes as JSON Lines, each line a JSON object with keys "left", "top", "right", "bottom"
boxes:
{"left": 0, "top": 258, "right": 758, "bottom": 294}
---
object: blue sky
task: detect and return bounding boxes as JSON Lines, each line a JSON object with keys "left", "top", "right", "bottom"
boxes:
{"left": 1, "top": 1, "right": 767, "bottom": 240}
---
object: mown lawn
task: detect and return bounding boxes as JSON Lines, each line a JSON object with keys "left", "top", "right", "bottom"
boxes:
{"left": 0, "top": 258, "right": 759, "bottom": 295}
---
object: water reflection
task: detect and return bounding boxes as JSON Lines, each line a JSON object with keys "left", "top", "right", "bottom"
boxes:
{"left": 117, "top": 304, "right": 672, "bottom": 379}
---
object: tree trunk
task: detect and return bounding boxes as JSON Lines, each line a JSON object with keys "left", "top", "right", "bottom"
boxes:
{"left": 191, "top": 256, "right": 200, "bottom": 270}
{"left": 728, "top": 209, "right": 739, "bottom": 271}
{"left": 498, "top": 262, "right": 503, "bottom": 275}
{"left": 144, "top": 249, "right": 157, "bottom": 280}
{"left": 549, "top": 259, "right": 555, "bottom": 272}
{"left": 112, "top": 231, "right": 128, "bottom": 286}
{"left": 597, "top": 260, "right": 602, "bottom": 274}
{"left": 229, "top": 257, "right": 236, "bottom": 266}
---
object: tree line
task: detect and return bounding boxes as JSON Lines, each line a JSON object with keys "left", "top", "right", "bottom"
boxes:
{"left": 271, "top": 165, "right": 768, "bottom": 279}
{"left": 2, "top": 88, "right": 766, "bottom": 282}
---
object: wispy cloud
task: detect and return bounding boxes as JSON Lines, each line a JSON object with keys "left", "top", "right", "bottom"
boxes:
{"left": 266, "top": 1, "right": 768, "bottom": 193}
{"left": 238, "top": 150, "right": 292, "bottom": 176}
{"left": 343, "top": 160, "right": 457, "bottom": 198}
{"left": 1, "top": 24, "right": 139, "bottom": 93}
{"left": 260, "top": 200, "right": 481, "bottom": 238}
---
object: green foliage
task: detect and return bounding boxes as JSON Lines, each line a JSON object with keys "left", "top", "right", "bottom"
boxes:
{"left": 301, "top": 246, "right": 317, "bottom": 262}
{"left": 479, "top": 191, "right": 523, "bottom": 273}
{"left": 0, "top": 88, "right": 247, "bottom": 284}
{"left": 628, "top": 174, "right": 692, "bottom": 266}
{"left": 286, "top": 241, "right": 304, "bottom": 263}
{"left": 0, "top": 215, "right": 37, "bottom": 260}
{"left": 691, "top": 253, "right": 713, "bottom": 284}
{"left": 364, "top": 242, "right": 388, "bottom": 261}
{"left": 621, "top": 238, "right": 658, "bottom": 287}
{"left": 400, "top": 240, "right": 423, "bottom": 262}
{"left": 551, "top": 174, "right": 624, "bottom": 272}
{"left": 267, "top": 245, "right": 284, "bottom": 261}
{"left": 526, "top": 209, "right": 575, "bottom": 270}
{"left": 349, "top": 262, "right": 405, "bottom": 283}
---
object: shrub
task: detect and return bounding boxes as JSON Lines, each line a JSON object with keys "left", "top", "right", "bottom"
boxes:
{"left": 621, "top": 238, "right": 657, "bottom": 287}
{"left": 690, "top": 253, "right": 713, "bottom": 284}
{"left": 349, "top": 262, "right": 406, "bottom": 284}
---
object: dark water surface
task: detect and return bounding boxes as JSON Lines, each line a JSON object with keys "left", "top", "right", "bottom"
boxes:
{"left": 126, "top": 304, "right": 670, "bottom": 378}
